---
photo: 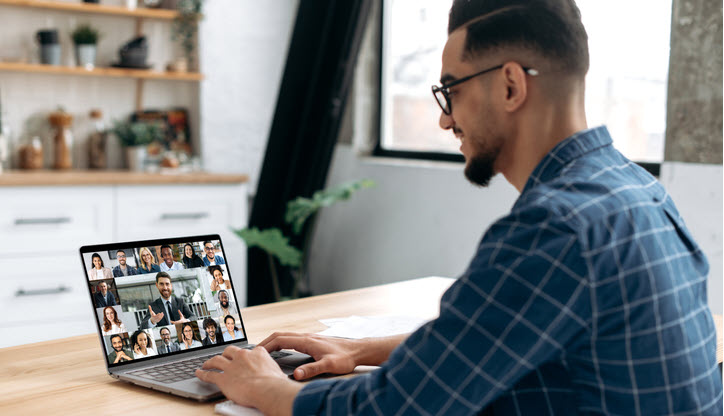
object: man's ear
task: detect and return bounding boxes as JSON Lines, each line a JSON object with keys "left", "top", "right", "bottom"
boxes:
{"left": 501, "top": 62, "right": 528, "bottom": 113}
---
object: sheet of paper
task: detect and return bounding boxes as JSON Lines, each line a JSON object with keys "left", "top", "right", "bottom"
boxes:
{"left": 215, "top": 400, "right": 262, "bottom": 416}
{"left": 317, "top": 315, "right": 429, "bottom": 339}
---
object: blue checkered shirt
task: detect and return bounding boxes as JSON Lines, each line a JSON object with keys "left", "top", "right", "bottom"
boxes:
{"left": 293, "top": 126, "right": 723, "bottom": 415}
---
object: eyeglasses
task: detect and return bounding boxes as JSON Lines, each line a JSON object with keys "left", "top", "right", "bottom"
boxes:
{"left": 431, "top": 64, "right": 539, "bottom": 115}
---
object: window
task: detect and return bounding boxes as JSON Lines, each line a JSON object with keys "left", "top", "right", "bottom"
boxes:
{"left": 377, "top": 0, "right": 672, "bottom": 167}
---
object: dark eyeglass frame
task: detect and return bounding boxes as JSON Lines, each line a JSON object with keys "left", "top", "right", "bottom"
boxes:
{"left": 431, "top": 64, "right": 539, "bottom": 115}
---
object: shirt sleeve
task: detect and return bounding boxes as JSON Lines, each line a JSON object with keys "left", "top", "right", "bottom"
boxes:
{"left": 293, "top": 208, "right": 592, "bottom": 415}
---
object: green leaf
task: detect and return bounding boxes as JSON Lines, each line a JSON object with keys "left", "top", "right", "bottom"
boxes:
{"left": 285, "top": 179, "right": 376, "bottom": 234}
{"left": 235, "top": 227, "right": 302, "bottom": 268}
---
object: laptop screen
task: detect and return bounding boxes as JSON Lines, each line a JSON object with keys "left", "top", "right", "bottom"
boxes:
{"left": 80, "top": 235, "right": 247, "bottom": 368}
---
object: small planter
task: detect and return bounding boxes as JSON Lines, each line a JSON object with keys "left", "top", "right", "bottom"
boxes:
{"left": 125, "top": 146, "right": 148, "bottom": 171}
{"left": 75, "top": 44, "right": 96, "bottom": 69}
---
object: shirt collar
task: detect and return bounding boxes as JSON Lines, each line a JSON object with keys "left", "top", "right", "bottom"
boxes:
{"left": 521, "top": 126, "right": 613, "bottom": 195}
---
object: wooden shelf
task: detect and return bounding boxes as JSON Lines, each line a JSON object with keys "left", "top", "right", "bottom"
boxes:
{"left": 0, "top": 170, "right": 249, "bottom": 186}
{"left": 0, "top": 62, "right": 203, "bottom": 81}
{"left": 0, "top": 0, "right": 180, "bottom": 19}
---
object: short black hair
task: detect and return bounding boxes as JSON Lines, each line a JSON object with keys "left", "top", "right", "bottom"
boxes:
{"left": 110, "top": 334, "right": 122, "bottom": 343}
{"left": 156, "top": 271, "right": 171, "bottom": 283}
{"left": 116, "top": 249, "right": 126, "bottom": 255}
{"left": 160, "top": 244, "right": 173, "bottom": 253}
{"left": 159, "top": 327, "right": 170, "bottom": 335}
{"left": 448, "top": 0, "right": 588, "bottom": 76}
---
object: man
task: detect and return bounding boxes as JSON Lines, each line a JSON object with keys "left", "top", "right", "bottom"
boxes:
{"left": 107, "top": 334, "right": 133, "bottom": 364}
{"left": 112, "top": 249, "right": 139, "bottom": 277}
{"left": 202, "top": 318, "right": 223, "bottom": 346}
{"left": 93, "top": 281, "right": 116, "bottom": 308}
{"left": 196, "top": 1, "right": 723, "bottom": 414}
{"left": 156, "top": 326, "right": 180, "bottom": 354}
{"left": 216, "top": 290, "right": 236, "bottom": 319}
{"left": 140, "top": 272, "right": 194, "bottom": 329}
{"left": 202, "top": 241, "right": 225, "bottom": 266}
{"left": 159, "top": 244, "right": 185, "bottom": 272}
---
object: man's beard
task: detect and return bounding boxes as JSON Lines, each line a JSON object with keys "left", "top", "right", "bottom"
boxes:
{"left": 464, "top": 148, "right": 499, "bottom": 187}
{"left": 221, "top": 300, "right": 229, "bottom": 308}
{"left": 114, "top": 345, "right": 123, "bottom": 352}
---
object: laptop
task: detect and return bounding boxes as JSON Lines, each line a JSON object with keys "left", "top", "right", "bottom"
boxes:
{"left": 80, "top": 234, "right": 313, "bottom": 401}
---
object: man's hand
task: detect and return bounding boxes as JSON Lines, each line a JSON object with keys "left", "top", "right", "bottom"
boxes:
{"left": 196, "top": 345, "right": 302, "bottom": 415}
{"left": 258, "top": 332, "right": 359, "bottom": 380}
{"left": 148, "top": 305, "right": 164, "bottom": 325}
{"left": 171, "top": 309, "right": 189, "bottom": 324}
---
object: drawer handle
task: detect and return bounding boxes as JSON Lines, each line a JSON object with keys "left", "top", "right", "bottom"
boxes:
{"left": 160, "top": 212, "right": 209, "bottom": 220}
{"left": 14, "top": 217, "right": 72, "bottom": 225}
{"left": 15, "top": 286, "right": 71, "bottom": 297}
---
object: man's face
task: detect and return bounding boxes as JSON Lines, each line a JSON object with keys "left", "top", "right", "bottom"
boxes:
{"left": 112, "top": 337, "right": 123, "bottom": 352}
{"left": 160, "top": 329, "right": 170, "bottom": 344}
{"left": 99, "top": 282, "right": 108, "bottom": 295}
{"left": 438, "top": 30, "right": 505, "bottom": 187}
{"left": 205, "top": 325, "right": 216, "bottom": 339}
{"left": 204, "top": 244, "right": 215, "bottom": 259}
{"left": 161, "top": 248, "right": 174, "bottom": 266}
{"left": 117, "top": 252, "right": 127, "bottom": 266}
{"left": 219, "top": 291, "right": 229, "bottom": 308}
{"left": 156, "top": 277, "right": 173, "bottom": 298}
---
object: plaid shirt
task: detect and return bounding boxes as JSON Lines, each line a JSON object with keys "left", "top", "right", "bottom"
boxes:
{"left": 293, "top": 127, "right": 722, "bottom": 415}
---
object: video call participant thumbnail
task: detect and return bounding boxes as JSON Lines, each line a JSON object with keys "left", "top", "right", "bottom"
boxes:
{"left": 88, "top": 253, "right": 112, "bottom": 281}
{"left": 157, "top": 326, "right": 179, "bottom": 354}
{"left": 102, "top": 306, "right": 127, "bottom": 336}
{"left": 94, "top": 280, "right": 116, "bottom": 308}
{"left": 222, "top": 315, "right": 243, "bottom": 341}
{"left": 138, "top": 247, "right": 161, "bottom": 274}
{"left": 178, "top": 322, "right": 202, "bottom": 350}
{"left": 202, "top": 241, "right": 225, "bottom": 266}
{"left": 112, "top": 249, "right": 138, "bottom": 277}
{"left": 159, "top": 244, "right": 184, "bottom": 272}
{"left": 108, "top": 334, "right": 133, "bottom": 364}
{"left": 209, "top": 266, "right": 231, "bottom": 293}
{"left": 131, "top": 329, "right": 157, "bottom": 359}
{"left": 216, "top": 290, "right": 236, "bottom": 319}
{"left": 182, "top": 243, "right": 205, "bottom": 269}
{"left": 201, "top": 318, "right": 223, "bottom": 346}
{"left": 140, "top": 272, "right": 195, "bottom": 329}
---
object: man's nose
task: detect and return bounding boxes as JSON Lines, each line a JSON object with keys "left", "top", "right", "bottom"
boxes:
{"left": 439, "top": 110, "right": 454, "bottom": 130}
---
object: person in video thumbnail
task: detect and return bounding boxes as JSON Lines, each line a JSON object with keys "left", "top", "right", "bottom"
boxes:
{"left": 157, "top": 326, "right": 180, "bottom": 354}
{"left": 202, "top": 318, "right": 223, "bottom": 346}
{"left": 131, "top": 330, "right": 157, "bottom": 359}
{"left": 182, "top": 243, "right": 205, "bottom": 269}
{"left": 107, "top": 334, "right": 133, "bottom": 364}
{"left": 202, "top": 241, "right": 225, "bottom": 266}
{"left": 93, "top": 280, "right": 116, "bottom": 307}
{"left": 178, "top": 322, "right": 203, "bottom": 350}
{"left": 222, "top": 315, "right": 243, "bottom": 341}
{"left": 140, "top": 272, "right": 195, "bottom": 329}
{"left": 216, "top": 290, "right": 236, "bottom": 319}
{"left": 137, "top": 247, "right": 161, "bottom": 274}
{"left": 159, "top": 244, "right": 184, "bottom": 272}
{"left": 112, "top": 249, "right": 139, "bottom": 277}
{"left": 88, "top": 253, "right": 112, "bottom": 281}
{"left": 102, "top": 306, "right": 127, "bottom": 336}
{"left": 209, "top": 266, "right": 231, "bottom": 292}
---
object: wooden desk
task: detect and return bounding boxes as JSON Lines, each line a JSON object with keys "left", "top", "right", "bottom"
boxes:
{"left": 0, "top": 277, "right": 454, "bottom": 415}
{"left": 1, "top": 276, "right": 720, "bottom": 415}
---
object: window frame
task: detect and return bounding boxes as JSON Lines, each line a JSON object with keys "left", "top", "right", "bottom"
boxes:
{"left": 372, "top": 0, "right": 661, "bottom": 177}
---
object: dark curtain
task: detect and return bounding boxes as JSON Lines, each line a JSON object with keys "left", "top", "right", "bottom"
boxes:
{"left": 247, "top": 0, "right": 373, "bottom": 306}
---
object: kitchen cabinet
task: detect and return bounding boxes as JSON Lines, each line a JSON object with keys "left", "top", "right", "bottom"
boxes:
{"left": 0, "top": 171, "right": 248, "bottom": 348}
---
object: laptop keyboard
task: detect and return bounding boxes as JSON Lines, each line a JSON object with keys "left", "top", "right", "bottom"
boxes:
{"left": 128, "top": 347, "right": 292, "bottom": 384}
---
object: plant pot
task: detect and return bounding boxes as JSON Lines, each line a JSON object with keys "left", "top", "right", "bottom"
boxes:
{"left": 75, "top": 44, "right": 96, "bottom": 69}
{"left": 125, "top": 146, "right": 147, "bottom": 171}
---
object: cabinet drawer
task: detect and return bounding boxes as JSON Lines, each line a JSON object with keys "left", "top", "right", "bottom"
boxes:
{"left": 115, "top": 184, "right": 247, "bottom": 240}
{"left": 0, "top": 187, "right": 114, "bottom": 254}
{"left": 0, "top": 255, "right": 95, "bottom": 347}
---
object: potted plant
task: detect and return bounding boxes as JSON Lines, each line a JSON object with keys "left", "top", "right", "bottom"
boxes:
{"left": 71, "top": 24, "right": 100, "bottom": 69}
{"left": 171, "top": 0, "right": 203, "bottom": 72}
{"left": 236, "top": 179, "right": 375, "bottom": 301}
{"left": 111, "top": 120, "right": 164, "bottom": 171}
